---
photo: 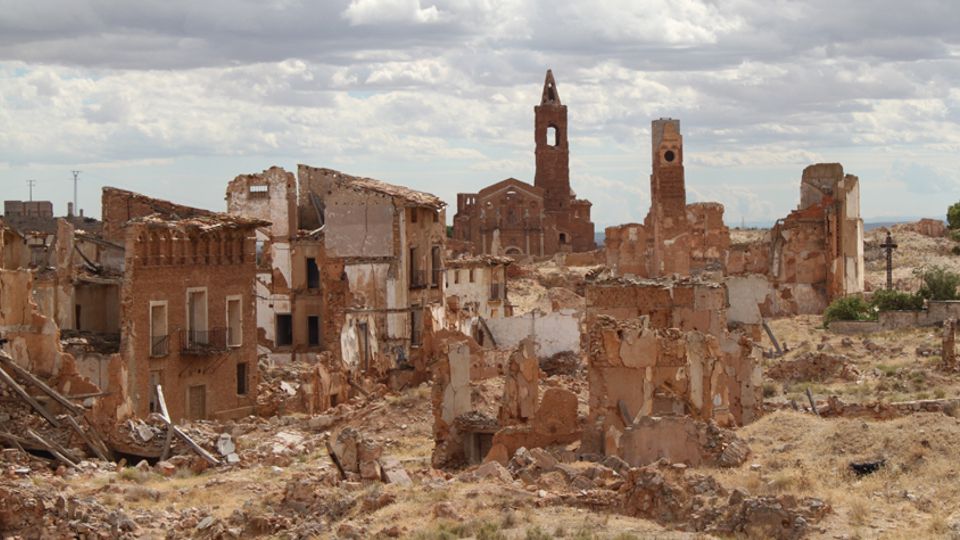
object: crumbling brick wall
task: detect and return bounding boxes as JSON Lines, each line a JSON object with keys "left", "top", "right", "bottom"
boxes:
{"left": 583, "top": 315, "right": 761, "bottom": 457}
{"left": 101, "top": 187, "right": 215, "bottom": 245}
{"left": 120, "top": 218, "right": 262, "bottom": 422}
{"left": 585, "top": 278, "right": 728, "bottom": 338}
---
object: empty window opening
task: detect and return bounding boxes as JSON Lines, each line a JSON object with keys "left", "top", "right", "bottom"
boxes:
{"left": 411, "top": 309, "right": 423, "bottom": 347}
{"left": 148, "top": 370, "right": 162, "bottom": 413}
{"left": 150, "top": 302, "right": 169, "bottom": 357}
{"left": 248, "top": 184, "right": 269, "bottom": 197}
{"left": 469, "top": 269, "right": 475, "bottom": 283}
{"left": 454, "top": 269, "right": 460, "bottom": 284}
{"left": 276, "top": 314, "right": 293, "bottom": 347}
{"left": 357, "top": 321, "right": 371, "bottom": 370}
{"left": 75, "top": 305, "right": 82, "bottom": 332}
{"left": 410, "top": 246, "right": 423, "bottom": 288}
{"left": 547, "top": 126, "right": 558, "bottom": 147}
{"left": 255, "top": 240, "right": 265, "bottom": 267}
{"left": 188, "top": 385, "right": 206, "bottom": 420}
{"left": 433, "top": 210, "right": 440, "bottom": 223}
{"left": 431, "top": 245, "right": 441, "bottom": 287}
{"left": 308, "top": 315, "right": 321, "bottom": 346}
{"left": 664, "top": 150, "right": 676, "bottom": 163}
{"left": 227, "top": 296, "right": 242, "bottom": 347}
{"left": 306, "top": 257, "right": 320, "bottom": 289}
{"left": 410, "top": 208, "right": 418, "bottom": 223}
{"left": 236, "top": 362, "right": 248, "bottom": 395}
{"left": 559, "top": 233, "right": 568, "bottom": 244}
{"left": 187, "top": 290, "right": 207, "bottom": 346}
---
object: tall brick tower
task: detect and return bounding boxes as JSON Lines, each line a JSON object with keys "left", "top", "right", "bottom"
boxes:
{"left": 648, "top": 118, "right": 690, "bottom": 275}
{"left": 534, "top": 69, "right": 571, "bottom": 213}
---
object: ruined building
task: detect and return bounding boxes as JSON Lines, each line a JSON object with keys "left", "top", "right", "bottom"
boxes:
{"left": 227, "top": 165, "right": 447, "bottom": 385}
{"left": 452, "top": 70, "right": 596, "bottom": 256}
{"left": 444, "top": 255, "right": 512, "bottom": 343}
{"left": 1, "top": 188, "right": 265, "bottom": 424}
{"left": 605, "top": 120, "right": 864, "bottom": 316}
{"left": 726, "top": 163, "right": 864, "bottom": 318}
{"left": 605, "top": 119, "right": 730, "bottom": 279}
{"left": 583, "top": 277, "right": 762, "bottom": 461}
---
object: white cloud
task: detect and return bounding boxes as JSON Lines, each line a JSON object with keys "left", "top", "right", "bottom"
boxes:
{"left": 343, "top": 0, "right": 441, "bottom": 25}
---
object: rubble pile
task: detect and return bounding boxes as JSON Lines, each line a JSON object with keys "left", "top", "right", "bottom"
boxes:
{"left": 767, "top": 352, "right": 860, "bottom": 383}
{"left": 619, "top": 461, "right": 831, "bottom": 539}
{"left": 539, "top": 350, "right": 582, "bottom": 376}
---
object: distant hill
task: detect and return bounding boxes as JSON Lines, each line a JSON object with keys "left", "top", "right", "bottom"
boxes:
{"left": 593, "top": 217, "right": 944, "bottom": 245}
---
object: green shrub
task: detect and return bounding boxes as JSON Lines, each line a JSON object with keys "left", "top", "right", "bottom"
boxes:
{"left": 823, "top": 295, "right": 874, "bottom": 324}
{"left": 870, "top": 288, "right": 924, "bottom": 311}
{"left": 916, "top": 265, "right": 960, "bottom": 301}
{"left": 948, "top": 202, "right": 960, "bottom": 230}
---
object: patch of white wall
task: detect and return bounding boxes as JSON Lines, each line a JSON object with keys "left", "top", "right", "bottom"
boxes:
{"left": 484, "top": 309, "right": 580, "bottom": 358}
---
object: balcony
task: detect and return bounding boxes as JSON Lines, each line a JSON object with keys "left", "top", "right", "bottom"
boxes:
{"left": 489, "top": 282, "right": 503, "bottom": 301}
{"left": 180, "top": 327, "right": 228, "bottom": 355}
{"left": 150, "top": 335, "right": 169, "bottom": 357}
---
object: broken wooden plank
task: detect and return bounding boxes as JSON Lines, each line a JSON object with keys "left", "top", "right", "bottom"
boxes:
{"left": 805, "top": 388, "right": 820, "bottom": 417}
{"left": 0, "top": 352, "right": 82, "bottom": 415}
{"left": 159, "top": 425, "right": 175, "bottom": 462}
{"left": 348, "top": 379, "right": 370, "bottom": 398}
{"left": 157, "top": 385, "right": 175, "bottom": 462}
{"left": 0, "top": 363, "right": 60, "bottom": 428}
{"left": 154, "top": 385, "right": 220, "bottom": 466}
{"left": 26, "top": 429, "right": 78, "bottom": 468}
{"left": 761, "top": 319, "right": 784, "bottom": 357}
{"left": 64, "top": 416, "right": 110, "bottom": 462}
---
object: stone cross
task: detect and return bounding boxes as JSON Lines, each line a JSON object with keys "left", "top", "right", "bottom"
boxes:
{"left": 879, "top": 231, "right": 898, "bottom": 290}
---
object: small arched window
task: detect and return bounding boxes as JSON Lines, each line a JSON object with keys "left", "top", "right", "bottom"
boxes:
{"left": 547, "top": 126, "right": 558, "bottom": 147}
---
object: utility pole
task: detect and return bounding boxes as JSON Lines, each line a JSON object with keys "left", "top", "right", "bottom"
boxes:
{"left": 27, "top": 179, "right": 36, "bottom": 201}
{"left": 71, "top": 170, "right": 81, "bottom": 214}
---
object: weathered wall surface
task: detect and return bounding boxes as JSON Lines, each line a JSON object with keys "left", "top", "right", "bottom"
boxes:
{"left": 121, "top": 222, "right": 260, "bottom": 422}
{"left": 583, "top": 315, "right": 761, "bottom": 457}
{"left": 101, "top": 187, "right": 215, "bottom": 245}
{"left": 586, "top": 278, "right": 728, "bottom": 338}
{"left": 430, "top": 332, "right": 481, "bottom": 467}
{"left": 0, "top": 269, "right": 102, "bottom": 402}
{"left": 484, "top": 309, "right": 581, "bottom": 358}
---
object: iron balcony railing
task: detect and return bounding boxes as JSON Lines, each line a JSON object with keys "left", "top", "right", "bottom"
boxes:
{"left": 150, "top": 335, "right": 169, "bottom": 357}
{"left": 180, "top": 327, "right": 228, "bottom": 355}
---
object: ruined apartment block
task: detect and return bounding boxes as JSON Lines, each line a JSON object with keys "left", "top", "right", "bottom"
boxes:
{"left": 444, "top": 255, "right": 512, "bottom": 343}
{"left": 228, "top": 165, "right": 448, "bottom": 388}
{"left": 104, "top": 188, "right": 266, "bottom": 422}
{"left": 453, "top": 70, "right": 595, "bottom": 256}
{"left": 1, "top": 189, "right": 265, "bottom": 425}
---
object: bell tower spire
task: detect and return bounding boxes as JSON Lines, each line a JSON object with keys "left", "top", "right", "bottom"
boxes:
{"left": 534, "top": 69, "right": 570, "bottom": 213}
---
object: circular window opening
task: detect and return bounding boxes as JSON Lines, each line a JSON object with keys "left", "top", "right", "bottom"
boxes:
{"left": 664, "top": 150, "right": 676, "bottom": 163}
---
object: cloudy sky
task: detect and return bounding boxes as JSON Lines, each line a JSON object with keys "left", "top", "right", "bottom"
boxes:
{"left": 1, "top": 0, "right": 958, "bottom": 227}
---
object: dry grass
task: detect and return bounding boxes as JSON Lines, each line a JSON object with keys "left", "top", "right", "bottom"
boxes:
{"left": 715, "top": 410, "right": 960, "bottom": 537}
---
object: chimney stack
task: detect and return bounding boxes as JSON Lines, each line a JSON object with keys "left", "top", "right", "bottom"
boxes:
{"left": 67, "top": 202, "right": 74, "bottom": 217}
